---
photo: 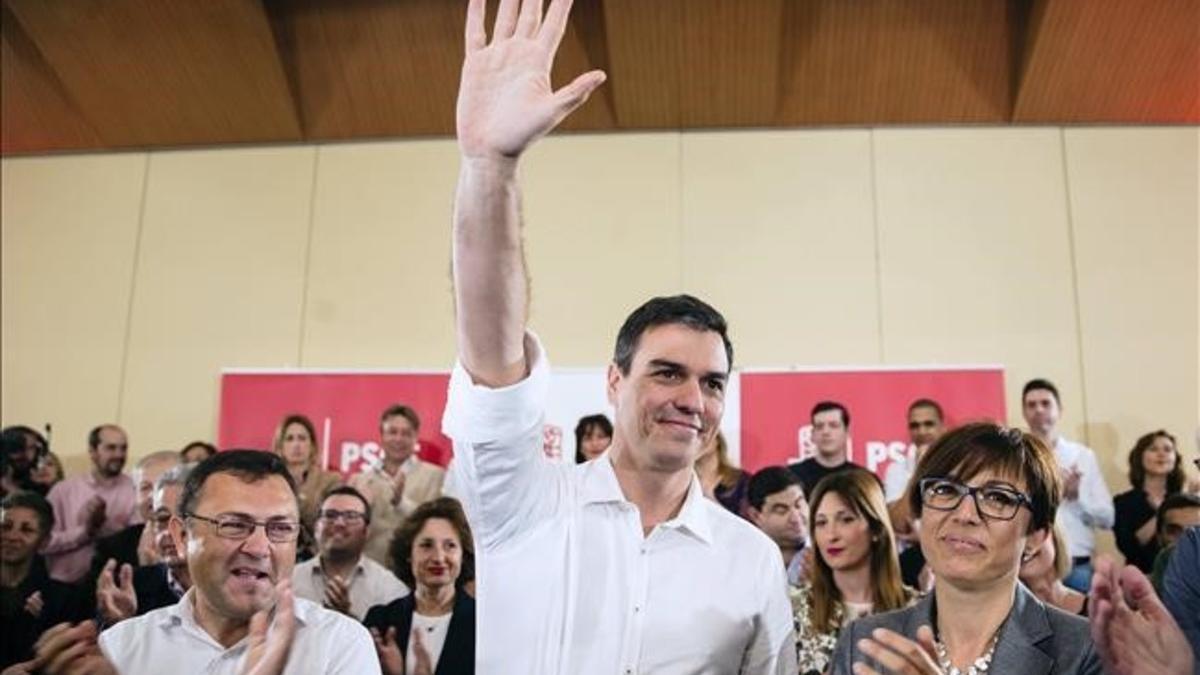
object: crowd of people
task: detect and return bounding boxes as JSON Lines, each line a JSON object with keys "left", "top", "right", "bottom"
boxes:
{"left": 2, "top": 0, "right": 1197, "bottom": 673}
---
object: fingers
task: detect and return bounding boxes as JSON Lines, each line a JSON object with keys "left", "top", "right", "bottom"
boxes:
{"left": 553, "top": 69, "right": 607, "bottom": 116}
{"left": 465, "top": 0, "right": 486, "bottom": 53}
{"left": 914, "top": 625, "right": 937, "bottom": 658}
{"left": 118, "top": 563, "right": 134, "bottom": 591}
{"left": 539, "top": 0, "right": 574, "bottom": 51}
{"left": 1118, "top": 564, "right": 1171, "bottom": 621}
{"left": 515, "top": 0, "right": 542, "bottom": 37}
{"left": 386, "top": 626, "right": 397, "bottom": 646}
{"left": 858, "top": 628, "right": 938, "bottom": 674}
{"left": 493, "top": 0, "right": 520, "bottom": 40}
{"left": 852, "top": 665, "right": 883, "bottom": 675}
{"left": 98, "top": 559, "right": 116, "bottom": 589}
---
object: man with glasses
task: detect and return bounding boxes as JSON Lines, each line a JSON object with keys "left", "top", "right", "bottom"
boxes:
{"left": 292, "top": 486, "right": 408, "bottom": 620}
{"left": 91, "top": 450, "right": 379, "bottom": 674}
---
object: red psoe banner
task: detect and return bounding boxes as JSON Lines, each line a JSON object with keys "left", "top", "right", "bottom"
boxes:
{"left": 737, "top": 367, "right": 1006, "bottom": 478}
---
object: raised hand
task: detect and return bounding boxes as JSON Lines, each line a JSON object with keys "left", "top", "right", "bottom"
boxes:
{"left": 409, "top": 628, "right": 434, "bottom": 675}
{"left": 96, "top": 559, "right": 137, "bottom": 625}
{"left": 1089, "top": 556, "right": 1194, "bottom": 675}
{"left": 23, "top": 590, "right": 44, "bottom": 617}
{"left": 323, "top": 574, "right": 352, "bottom": 616}
{"left": 32, "top": 621, "right": 118, "bottom": 675}
{"left": 370, "top": 626, "right": 405, "bottom": 675}
{"left": 457, "top": 0, "right": 606, "bottom": 162}
{"left": 853, "top": 626, "right": 944, "bottom": 675}
{"left": 241, "top": 579, "right": 297, "bottom": 675}
{"left": 84, "top": 497, "right": 107, "bottom": 538}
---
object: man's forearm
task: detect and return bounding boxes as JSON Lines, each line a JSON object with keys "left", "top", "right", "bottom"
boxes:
{"left": 453, "top": 157, "right": 529, "bottom": 388}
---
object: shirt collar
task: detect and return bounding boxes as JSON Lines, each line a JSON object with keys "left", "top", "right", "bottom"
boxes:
{"left": 164, "top": 586, "right": 312, "bottom": 635}
{"left": 581, "top": 453, "right": 714, "bottom": 545}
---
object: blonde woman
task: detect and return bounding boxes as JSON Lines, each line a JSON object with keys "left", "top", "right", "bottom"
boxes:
{"left": 272, "top": 413, "right": 342, "bottom": 551}
{"left": 1019, "top": 524, "right": 1088, "bottom": 616}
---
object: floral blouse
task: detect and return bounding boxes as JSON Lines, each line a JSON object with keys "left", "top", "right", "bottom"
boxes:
{"left": 790, "top": 582, "right": 920, "bottom": 675}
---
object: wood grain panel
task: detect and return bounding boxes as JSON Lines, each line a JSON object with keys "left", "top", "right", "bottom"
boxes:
{"left": 602, "top": 0, "right": 683, "bottom": 128}
{"left": 680, "top": 0, "right": 784, "bottom": 127}
{"left": 1015, "top": 0, "right": 1200, "bottom": 122}
{"left": 552, "top": 0, "right": 616, "bottom": 131}
{"left": 6, "top": 0, "right": 300, "bottom": 148}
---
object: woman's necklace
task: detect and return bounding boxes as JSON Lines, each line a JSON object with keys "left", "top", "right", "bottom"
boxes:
{"left": 934, "top": 629, "right": 1001, "bottom": 675}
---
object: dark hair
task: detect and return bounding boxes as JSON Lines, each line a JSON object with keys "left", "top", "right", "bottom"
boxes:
{"left": 179, "top": 450, "right": 299, "bottom": 517}
{"left": 180, "top": 441, "right": 217, "bottom": 461}
{"left": 88, "top": 424, "right": 123, "bottom": 451}
{"left": 379, "top": 404, "right": 421, "bottom": 433}
{"left": 811, "top": 401, "right": 850, "bottom": 428}
{"left": 1157, "top": 493, "right": 1200, "bottom": 539}
{"left": 612, "top": 295, "right": 733, "bottom": 375}
{"left": 907, "top": 398, "right": 944, "bottom": 421}
{"left": 574, "top": 414, "right": 613, "bottom": 464}
{"left": 748, "top": 466, "right": 803, "bottom": 511}
{"left": 0, "top": 491, "right": 54, "bottom": 537}
{"left": 320, "top": 485, "right": 372, "bottom": 524}
{"left": 389, "top": 497, "right": 475, "bottom": 589}
{"left": 1127, "top": 430, "right": 1184, "bottom": 493}
{"left": 907, "top": 423, "right": 1060, "bottom": 534}
{"left": 1022, "top": 378, "right": 1060, "bottom": 405}
{"left": 1, "top": 426, "right": 47, "bottom": 453}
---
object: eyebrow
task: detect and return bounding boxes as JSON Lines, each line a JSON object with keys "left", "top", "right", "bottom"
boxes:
{"left": 646, "top": 359, "right": 728, "bottom": 382}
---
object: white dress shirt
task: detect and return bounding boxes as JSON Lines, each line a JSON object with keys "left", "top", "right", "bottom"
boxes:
{"left": 1052, "top": 436, "right": 1115, "bottom": 558}
{"left": 443, "top": 333, "right": 797, "bottom": 675}
{"left": 292, "top": 554, "right": 410, "bottom": 620}
{"left": 98, "top": 589, "right": 381, "bottom": 675}
{"left": 883, "top": 452, "right": 916, "bottom": 503}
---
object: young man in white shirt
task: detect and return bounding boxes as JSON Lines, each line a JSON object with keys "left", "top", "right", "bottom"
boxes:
{"left": 292, "top": 486, "right": 408, "bottom": 620}
{"left": 1023, "top": 378, "right": 1114, "bottom": 592}
{"left": 447, "top": 1, "right": 796, "bottom": 672}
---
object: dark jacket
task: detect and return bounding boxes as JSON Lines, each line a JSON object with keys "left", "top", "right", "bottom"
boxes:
{"left": 1112, "top": 489, "right": 1162, "bottom": 573}
{"left": 133, "top": 563, "right": 184, "bottom": 615}
{"left": 363, "top": 591, "right": 475, "bottom": 675}
{"left": 0, "top": 555, "right": 92, "bottom": 668}
{"left": 830, "top": 583, "right": 1101, "bottom": 674}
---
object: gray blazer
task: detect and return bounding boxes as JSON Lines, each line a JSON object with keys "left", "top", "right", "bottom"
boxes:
{"left": 829, "top": 584, "right": 1101, "bottom": 674}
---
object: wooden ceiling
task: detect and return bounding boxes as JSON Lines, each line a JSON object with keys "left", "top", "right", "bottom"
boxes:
{"left": 2, "top": 0, "right": 1197, "bottom": 155}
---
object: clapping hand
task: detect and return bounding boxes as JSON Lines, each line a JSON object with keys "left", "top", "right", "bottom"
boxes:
{"left": 323, "top": 574, "right": 352, "bottom": 616}
{"left": 96, "top": 559, "right": 137, "bottom": 625}
{"left": 1089, "top": 555, "right": 1194, "bottom": 675}
{"left": 241, "top": 578, "right": 297, "bottom": 675}
{"left": 853, "top": 626, "right": 945, "bottom": 675}
{"left": 371, "top": 626, "right": 404, "bottom": 675}
{"left": 31, "top": 621, "right": 118, "bottom": 675}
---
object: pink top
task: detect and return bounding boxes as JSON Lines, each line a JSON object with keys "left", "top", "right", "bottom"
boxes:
{"left": 43, "top": 472, "right": 136, "bottom": 583}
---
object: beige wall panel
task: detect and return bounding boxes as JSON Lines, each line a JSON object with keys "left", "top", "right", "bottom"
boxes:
{"left": 303, "top": 140, "right": 460, "bottom": 368}
{"left": 1, "top": 154, "right": 146, "bottom": 468}
{"left": 119, "top": 147, "right": 316, "bottom": 453}
{"left": 679, "top": 130, "right": 880, "bottom": 366}
{"left": 1064, "top": 127, "right": 1199, "bottom": 485}
{"left": 873, "top": 129, "right": 1084, "bottom": 432}
{"left": 522, "top": 134, "right": 683, "bottom": 365}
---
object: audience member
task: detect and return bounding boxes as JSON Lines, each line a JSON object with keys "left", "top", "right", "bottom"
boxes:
{"left": 1161, "top": 525, "right": 1199, "bottom": 660}
{"left": 91, "top": 450, "right": 180, "bottom": 582}
{"left": 790, "top": 401, "right": 856, "bottom": 498}
{"left": 43, "top": 425, "right": 136, "bottom": 583}
{"left": 1019, "top": 523, "right": 1088, "bottom": 616}
{"left": 97, "top": 450, "right": 379, "bottom": 674}
{"left": 1023, "top": 378, "right": 1113, "bottom": 592}
{"left": 446, "top": 1, "right": 795, "bottom": 670}
{"left": 793, "top": 468, "right": 915, "bottom": 675}
{"left": 831, "top": 423, "right": 1100, "bottom": 674}
{"left": 0, "top": 492, "right": 91, "bottom": 670}
{"left": 573, "top": 413, "right": 612, "bottom": 463}
{"left": 28, "top": 451, "right": 64, "bottom": 495}
{"left": 1149, "top": 493, "right": 1200, "bottom": 591}
{"left": 748, "top": 466, "right": 809, "bottom": 587}
{"left": 1113, "top": 430, "right": 1185, "bottom": 573}
{"left": 885, "top": 399, "right": 945, "bottom": 557}
{"left": 350, "top": 405, "right": 445, "bottom": 567}
{"left": 696, "top": 431, "right": 751, "bottom": 517}
{"left": 292, "top": 486, "right": 408, "bottom": 620}
{"left": 0, "top": 426, "right": 49, "bottom": 498}
{"left": 180, "top": 441, "right": 217, "bottom": 464}
{"left": 272, "top": 414, "right": 342, "bottom": 556}
{"left": 364, "top": 498, "right": 475, "bottom": 675}
{"left": 1089, "top": 554, "right": 1194, "bottom": 675}
{"left": 95, "top": 463, "right": 197, "bottom": 626}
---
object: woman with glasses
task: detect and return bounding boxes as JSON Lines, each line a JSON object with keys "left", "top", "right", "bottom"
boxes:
{"left": 365, "top": 497, "right": 475, "bottom": 675}
{"left": 792, "top": 467, "right": 917, "bottom": 675}
{"left": 1113, "top": 430, "right": 1186, "bottom": 573}
{"left": 830, "top": 422, "right": 1100, "bottom": 674}
{"left": 272, "top": 413, "right": 343, "bottom": 556}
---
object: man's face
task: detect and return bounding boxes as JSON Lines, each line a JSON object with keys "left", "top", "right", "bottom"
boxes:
{"left": 152, "top": 483, "right": 185, "bottom": 568}
{"left": 314, "top": 494, "right": 369, "bottom": 560}
{"left": 0, "top": 506, "right": 45, "bottom": 565}
{"left": 170, "top": 473, "right": 298, "bottom": 623}
{"left": 134, "top": 457, "right": 179, "bottom": 522}
{"left": 1161, "top": 507, "right": 1200, "bottom": 546}
{"left": 1022, "top": 389, "right": 1060, "bottom": 436}
{"left": 907, "top": 406, "right": 944, "bottom": 449}
{"left": 90, "top": 427, "right": 128, "bottom": 478}
{"left": 751, "top": 484, "right": 808, "bottom": 549}
{"left": 607, "top": 324, "right": 728, "bottom": 474}
{"left": 811, "top": 409, "right": 848, "bottom": 458}
{"left": 380, "top": 415, "right": 418, "bottom": 464}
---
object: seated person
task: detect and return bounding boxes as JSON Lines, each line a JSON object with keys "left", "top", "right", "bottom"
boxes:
{"left": 364, "top": 498, "right": 475, "bottom": 675}
{"left": 829, "top": 424, "right": 1099, "bottom": 674}
{"left": 0, "top": 492, "right": 91, "bottom": 670}
{"left": 1113, "top": 430, "right": 1185, "bottom": 573}
{"left": 292, "top": 487, "right": 408, "bottom": 620}
{"left": 1149, "top": 493, "right": 1200, "bottom": 590}
{"left": 573, "top": 414, "right": 612, "bottom": 463}
{"left": 747, "top": 466, "right": 809, "bottom": 587}
{"left": 1019, "top": 523, "right": 1088, "bottom": 616}
{"left": 792, "top": 468, "right": 915, "bottom": 675}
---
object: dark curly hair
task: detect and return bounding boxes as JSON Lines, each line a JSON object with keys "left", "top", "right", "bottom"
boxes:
{"left": 388, "top": 497, "right": 475, "bottom": 590}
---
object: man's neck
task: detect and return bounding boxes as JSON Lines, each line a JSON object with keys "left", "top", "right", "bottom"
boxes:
{"left": 192, "top": 591, "right": 253, "bottom": 648}
{"left": 812, "top": 451, "right": 846, "bottom": 469}
{"left": 414, "top": 583, "right": 456, "bottom": 616}
{"left": 832, "top": 563, "right": 873, "bottom": 604}
{"left": 382, "top": 454, "right": 411, "bottom": 474}
{"left": 0, "top": 558, "right": 33, "bottom": 588}
{"left": 90, "top": 469, "right": 121, "bottom": 486}
{"left": 609, "top": 445, "right": 693, "bottom": 536}
{"left": 934, "top": 576, "right": 1016, "bottom": 667}
{"left": 1032, "top": 428, "right": 1059, "bottom": 447}
{"left": 321, "top": 551, "right": 361, "bottom": 580}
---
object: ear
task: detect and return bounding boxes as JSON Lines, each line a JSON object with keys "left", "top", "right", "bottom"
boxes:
{"left": 605, "top": 362, "right": 622, "bottom": 407}
{"left": 1023, "top": 526, "right": 1049, "bottom": 560}
{"left": 169, "top": 516, "right": 190, "bottom": 557}
{"left": 748, "top": 507, "right": 764, "bottom": 527}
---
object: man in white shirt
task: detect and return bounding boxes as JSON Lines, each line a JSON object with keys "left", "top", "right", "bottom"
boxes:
{"left": 292, "top": 486, "right": 409, "bottom": 620}
{"left": 447, "top": 1, "right": 796, "bottom": 673}
{"left": 98, "top": 450, "right": 379, "bottom": 674}
{"left": 1023, "top": 378, "right": 1114, "bottom": 592}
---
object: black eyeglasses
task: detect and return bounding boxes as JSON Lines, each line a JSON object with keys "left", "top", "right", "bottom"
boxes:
{"left": 317, "top": 509, "right": 367, "bottom": 524}
{"left": 184, "top": 512, "right": 300, "bottom": 543}
{"left": 919, "top": 477, "right": 1031, "bottom": 521}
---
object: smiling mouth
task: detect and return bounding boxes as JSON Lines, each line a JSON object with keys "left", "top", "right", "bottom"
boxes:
{"left": 941, "top": 534, "right": 985, "bottom": 550}
{"left": 231, "top": 567, "right": 271, "bottom": 582}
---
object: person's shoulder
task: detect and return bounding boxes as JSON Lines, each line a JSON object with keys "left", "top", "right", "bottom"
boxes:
{"left": 101, "top": 603, "right": 173, "bottom": 643}
{"left": 414, "top": 458, "right": 446, "bottom": 476}
{"left": 293, "top": 555, "right": 320, "bottom": 574}
{"left": 703, "top": 499, "right": 779, "bottom": 559}
{"left": 296, "top": 596, "right": 370, "bottom": 634}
